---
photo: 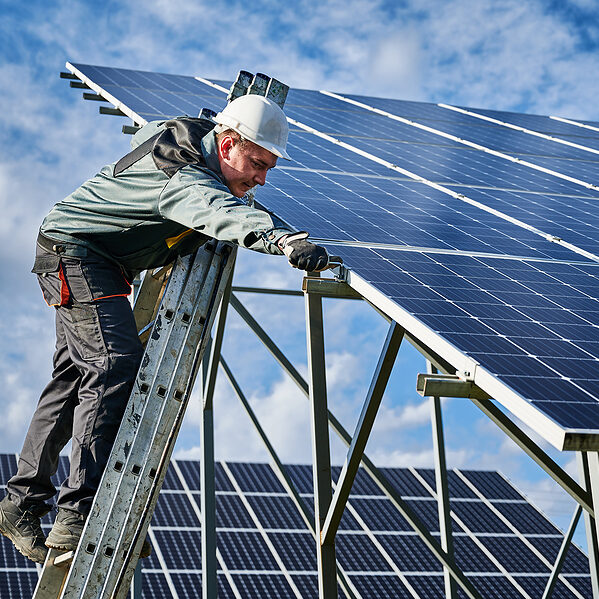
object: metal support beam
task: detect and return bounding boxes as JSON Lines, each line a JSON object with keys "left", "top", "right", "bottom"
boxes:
{"left": 302, "top": 276, "right": 363, "bottom": 299}
{"left": 305, "top": 285, "right": 338, "bottom": 599}
{"left": 322, "top": 322, "right": 404, "bottom": 545}
{"left": 232, "top": 286, "right": 304, "bottom": 297}
{"left": 541, "top": 505, "right": 582, "bottom": 599}
{"left": 201, "top": 261, "right": 235, "bottom": 599}
{"left": 579, "top": 452, "right": 599, "bottom": 597}
{"left": 233, "top": 291, "right": 482, "bottom": 598}
{"left": 417, "top": 373, "right": 492, "bottom": 400}
{"left": 219, "top": 356, "right": 359, "bottom": 599}
{"left": 428, "top": 363, "right": 458, "bottom": 599}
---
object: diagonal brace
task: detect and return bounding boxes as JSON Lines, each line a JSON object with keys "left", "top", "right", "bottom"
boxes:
{"left": 321, "top": 322, "right": 404, "bottom": 545}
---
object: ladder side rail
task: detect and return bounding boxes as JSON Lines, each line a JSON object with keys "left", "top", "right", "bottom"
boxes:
{"left": 112, "top": 245, "right": 236, "bottom": 598}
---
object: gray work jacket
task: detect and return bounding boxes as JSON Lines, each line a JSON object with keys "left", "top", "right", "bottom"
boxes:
{"left": 40, "top": 118, "right": 293, "bottom": 276}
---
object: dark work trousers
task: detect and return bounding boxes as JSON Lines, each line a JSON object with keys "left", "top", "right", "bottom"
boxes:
{"left": 7, "top": 241, "right": 144, "bottom": 516}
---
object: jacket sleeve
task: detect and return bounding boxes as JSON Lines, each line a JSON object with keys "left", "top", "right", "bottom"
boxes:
{"left": 158, "top": 165, "right": 294, "bottom": 255}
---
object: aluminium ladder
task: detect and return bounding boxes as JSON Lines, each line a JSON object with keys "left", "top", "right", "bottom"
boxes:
{"left": 32, "top": 69, "right": 290, "bottom": 599}
{"left": 33, "top": 240, "right": 236, "bottom": 599}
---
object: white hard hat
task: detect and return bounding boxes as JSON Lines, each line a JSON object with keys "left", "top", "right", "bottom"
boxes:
{"left": 214, "top": 95, "right": 291, "bottom": 160}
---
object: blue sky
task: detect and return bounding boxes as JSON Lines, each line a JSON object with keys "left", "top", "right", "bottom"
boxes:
{"left": 2, "top": 0, "right": 599, "bottom": 545}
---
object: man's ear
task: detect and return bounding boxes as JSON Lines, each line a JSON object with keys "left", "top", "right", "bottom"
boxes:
{"left": 219, "top": 135, "right": 234, "bottom": 161}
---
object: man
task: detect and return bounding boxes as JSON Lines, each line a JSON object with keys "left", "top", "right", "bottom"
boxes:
{"left": 0, "top": 94, "right": 329, "bottom": 564}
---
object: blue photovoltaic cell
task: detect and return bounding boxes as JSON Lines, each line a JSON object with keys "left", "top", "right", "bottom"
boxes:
{"left": 491, "top": 501, "right": 561, "bottom": 535}
{"left": 378, "top": 467, "right": 432, "bottom": 497}
{"left": 332, "top": 466, "right": 386, "bottom": 496}
{"left": 450, "top": 501, "right": 512, "bottom": 534}
{"left": 176, "top": 459, "right": 234, "bottom": 491}
{"left": 153, "top": 529, "right": 201, "bottom": 570}
{"left": 454, "top": 536, "right": 501, "bottom": 572}
{"left": 0, "top": 454, "right": 16, "bottom": 486}
{"left": 225, "top": 462, "right": 285, "bottom": 493}
{"left": 350, "top": 574, "right": 414, "bottom": 598}
{"left": 0, "top": 572, "right": 38, "bottom": 598}
{"left": 512, "top": 576, "right": 586, "bottom": 599}
{"left": 246, "top": 495, "right": 306, "bottom": 529}
{"left": 216, "top": 493, "right": 255, "bottom": 529}
{"left": 217, "top": 530, "right": 279, "bottom": 569}
{"left": 231, "top": 574, "right": 295, "bottom": 599}
{"left": 336, "top": 533, "right": 394, "bottom": 572}
{"left": 459, "top": 470, "right": 524, "bottom": 500}
{"left": 325, "top": 244, "right": 599, "bottom": 432}
{"left": 286, "top": 464, "right": 314, "bottom": 494}
{"left": 140, "top": 572, "right": 172, "bottom": 599}
{"left": 415, "top": 468, "right": 478, "bottom": 499}
{"left": 268, "top": 531, "right": 317, "bottom": 570}
{"left": 348, "top": 498, "right": 412, "bottom": 532}
{"left": 160, "top": 463, "right": 184, "bottom": 490}
{"left": 480, "top": 536, "right": 550, "bottom": 573}
{"left": 151, "top": 493, "right": 199, "bottom": 527}
{"left": 527, "top": 537, "right": 591, "bottom": 574}
{"left": 375, "top": 533, "right": 441, "bottom": 572}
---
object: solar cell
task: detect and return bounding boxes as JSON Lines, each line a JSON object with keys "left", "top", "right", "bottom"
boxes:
{"left": 225, "top": 462, "right": 285, "bottom": 493}
{"left": 217, "top": 530, "right": 279, "bottom": 570}
{"left": 527, "top": 536, "right": 591, "bottom": 574}
{"left": 176, "top": 459, "right": 234, "bottom": 491}
{"left": 246, "top": 494, "right": 308, "bottom": 529}
{"left": 230, "top": 573, "right": 296, "bottom": 599}
{"left": 453, "top": 536, "right": 501, "bottom": 573}
{"left": 0, "top": 454, "right": 16, "bottom": 486}
{"left": 0, "top": 572, "right": 38, "bottom": 598}
{"left": 459, "top": 470, "right": 524, "bottom": 500}
{"left": 491, "top": 501, "right": 561, "bottom": 535}
{"left": 345, "top": 498, "right": 412, "bottom": 532}
{"left": 268, "top": 531, "right": 317, "bottom": 570}
{"left": 139, "top": 572, "right": 172, "bottom": 599}
{"left": 450, "top": 501, "right": 512, "bottom": 534}
{"left": 216, "top": 493, "right": 255, "bottom": 529}
{"left": 375, "top": 533, "right": 441, "bottom": 572}
{"left": 152, "top": 529, "right": 201, "bottom": 570}
{"left": 349, "top": 573, "right": 414, "bottom": 598}
{"left": 336, "top": 533, "right": 394, "bottom": 572}
{"left": 151, "top": 492, "right": 199, "bottom": 527}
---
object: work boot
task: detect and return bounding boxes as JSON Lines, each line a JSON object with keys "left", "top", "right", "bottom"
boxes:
{"left": 46, "top": 508, "right": 85, "bottom": 551}
{"left": 0, "top": 495, "right": 51, "bottom": 564}
{"left": 46, "top": 508, "right": 152, "bottom": 558}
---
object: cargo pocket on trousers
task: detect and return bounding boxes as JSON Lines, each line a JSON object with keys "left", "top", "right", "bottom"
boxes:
{"left": 70, "top": 302, "right": 107, "bottom": 360}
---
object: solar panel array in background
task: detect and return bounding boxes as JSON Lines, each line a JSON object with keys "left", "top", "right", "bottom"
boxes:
{"left": 0, "top": 456, "right": 592, "bottom": 598}
{"left": 66, "top": 62, "right": 599, "bottom": 443}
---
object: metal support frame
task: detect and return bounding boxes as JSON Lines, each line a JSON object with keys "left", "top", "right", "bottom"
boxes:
{"left": 579, "top": 453, "right": 599, "bottom": 597}
{"left": 305, "top": 282, "right": 338, "bottom": 599}
{"left": 230, "top": 290, "right": 483, "bottom": 599}
{"left": 428, "top": 363, "right": 458, "bottom": 599}
{"left": 201, "top": 259, "right": 236, "bottom": 599}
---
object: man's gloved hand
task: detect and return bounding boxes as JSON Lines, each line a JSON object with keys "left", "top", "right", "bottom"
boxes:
{"left": 279, "top": 232, "right": 330, "bottom": 271}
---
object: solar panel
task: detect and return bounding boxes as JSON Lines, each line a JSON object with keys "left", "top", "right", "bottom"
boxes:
{"left": 0, "top": 456, "right": 592, "bottom": 597}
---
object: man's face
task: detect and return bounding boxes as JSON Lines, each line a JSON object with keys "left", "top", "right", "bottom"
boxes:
{"left": 218, "top": 134, "right": 278, "bottom": 198}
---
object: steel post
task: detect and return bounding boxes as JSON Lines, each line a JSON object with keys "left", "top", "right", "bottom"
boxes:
{"left": 580, "top": 452, "right": 599, "bottom": 598}
{"left": 201, "top": 265, "right": 235, "bottom": 599}
{"left": 428, "top": 362, "right": 457, "bottom": 599}
{"left": 305, "top": 286, "right": 338, "bottom": 599}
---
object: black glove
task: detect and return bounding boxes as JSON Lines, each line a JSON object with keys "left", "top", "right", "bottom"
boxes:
{"left": 280, "top": 232, "right": 330, "bottom": 271}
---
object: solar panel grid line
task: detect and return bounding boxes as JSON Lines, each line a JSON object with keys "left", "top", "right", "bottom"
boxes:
{"left": 323, "top": 90, "right": 599, "bottom": 192}
{"left": 146, "top": 527, "right": 179, "bottom": 598}
{"left": 553, "top": 116, "right": 599, "bottom": 134}
{"left": 170, "top": 459, "right": 243, "bottom": 599}
{"left": 66, "top": 62, "right": 145, "bottom": 126}
{"left": 220, "top": 461, "right": 304, "bottom": 599}
{"left": 453, "top": 469, "right": 587, "bottom": 599}
{"left": 410, "top": 469, "right": 535, "bottom": 599}
{"left": 438, "top": 103, "right": 599, "bottom": 157}
{"left": 341, "top": 263, "right": 597, "bottom": 450}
